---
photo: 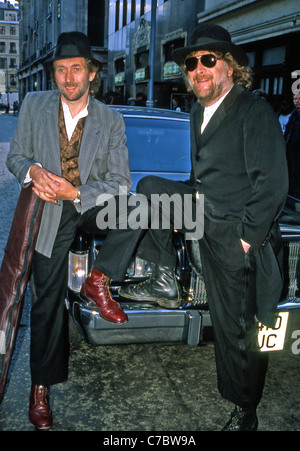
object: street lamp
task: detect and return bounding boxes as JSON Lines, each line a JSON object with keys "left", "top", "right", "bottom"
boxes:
{"left": 146, "top": 0, "right": 156, "bottom": 107}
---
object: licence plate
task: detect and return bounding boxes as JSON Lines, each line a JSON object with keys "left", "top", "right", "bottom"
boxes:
{"left": 257, "top": 312, "right": 289, "bottom": 352}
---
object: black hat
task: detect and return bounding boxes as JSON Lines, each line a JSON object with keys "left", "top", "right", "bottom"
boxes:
{"left": 44, "top": 31, "right": 101, "bottom": 69}
{"left": 172, "top": 24, "right": 248, "bottom": 67}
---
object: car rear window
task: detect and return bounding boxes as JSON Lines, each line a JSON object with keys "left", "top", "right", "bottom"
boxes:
{"left": 124, "top": 116, "right": 191, "bottom": 173}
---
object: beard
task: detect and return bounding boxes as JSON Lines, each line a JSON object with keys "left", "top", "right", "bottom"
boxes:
{"left": 60, "top": 82, "right": 90, "bottom": 102}
{"left": 190, "top": 75, "right": 225, "bottom": 106}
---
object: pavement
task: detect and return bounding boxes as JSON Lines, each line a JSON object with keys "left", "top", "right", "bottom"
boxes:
{"left": 0, "top": 113, "right": 299, "bottom": 433}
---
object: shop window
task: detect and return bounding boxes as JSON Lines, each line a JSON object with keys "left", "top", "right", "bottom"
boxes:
{"left": 262, "top": 46, "right": 286, "bottom": 66}
{"left": 273, "top": 77, "right": 284, "bottom": 95}
{"left": 162, "top": 37, "right": 185, "bottom": 79}
{"left": 260, "top": 76, "right": 284, "bottom": 96}
{"left": 135, "top": 51, "right": 148, "bottom": 70}
{"left": 260, "top": 78, "right": 270, "bottom": 94}
{"left": 246, "top": 51, "right": 255, "bottom": 68}
{"left": 135, "top": 51, "right": 150, "bottom": 82}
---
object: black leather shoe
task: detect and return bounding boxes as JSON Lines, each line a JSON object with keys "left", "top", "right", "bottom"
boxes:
{"left": 119, "top": 265, "right": 182, "bottom": 308}
{"left": 222, "top": 406, "right": 258, "bottom": 431}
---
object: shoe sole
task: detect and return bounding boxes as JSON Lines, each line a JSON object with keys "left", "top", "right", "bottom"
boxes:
{"left": 118, "top": 289, "right": 182, "bottom": 309}
{"left": 29, "top": 415, "right": 53, "bottom": 431}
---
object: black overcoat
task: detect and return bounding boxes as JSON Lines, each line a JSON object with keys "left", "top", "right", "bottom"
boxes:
{"left": 188, "top": 84, "right": 289, "bottom": 327}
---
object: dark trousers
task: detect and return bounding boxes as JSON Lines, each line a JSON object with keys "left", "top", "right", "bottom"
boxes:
{"left": 134, "top": 176, "right": 268, "bottom": 409}
{"left": 31, "top": 198, "right": 148, "bottom": 386}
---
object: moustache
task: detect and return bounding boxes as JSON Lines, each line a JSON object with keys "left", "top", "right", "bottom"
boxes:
{"left": 193, "top": 76, "right": 213, "bottom": 82}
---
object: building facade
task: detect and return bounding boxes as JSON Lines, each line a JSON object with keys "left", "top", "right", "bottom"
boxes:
{"left": 17, "top": 0, "right": 108, "bottom": 102}
{"left": 16, "top": 0, "right": 300, "bottom": 110}
{"left": 200, "top": 0, "right": 300, "bottom": 109}
{"left": 107, "top": 0, "right": 205, "bottom": 110}
{"left": 0, "top": 0, "right": 19, "bottom": 109}
{"left": 107, "top": 0, "right": 300, "bottom": 110}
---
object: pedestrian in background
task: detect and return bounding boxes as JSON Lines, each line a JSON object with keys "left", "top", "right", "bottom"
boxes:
{"left": 284, "top": 92, "right": 300, "bottom": 198}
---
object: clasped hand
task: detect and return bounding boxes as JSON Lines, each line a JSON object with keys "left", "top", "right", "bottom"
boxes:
{"left": 30, "top": 164, "right": 78, "bottom": 204}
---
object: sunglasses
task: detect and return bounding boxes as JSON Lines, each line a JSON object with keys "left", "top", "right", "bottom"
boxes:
{"left": 184, "top": 54, "right": 220, "bottom": 71}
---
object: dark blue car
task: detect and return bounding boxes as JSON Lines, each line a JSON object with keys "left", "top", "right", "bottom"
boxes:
{"left": 66, "top": 106, "right": 300, "bottom": 354}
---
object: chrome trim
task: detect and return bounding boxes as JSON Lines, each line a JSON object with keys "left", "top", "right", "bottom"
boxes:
{"left": 122, "top": 114, "right": 190, "bottom": 122}
{"left": 285, "top": 241, "right": 300, "bottom": 300}
{"left": 277, "top": 299, "right": 300, "bottom": 310}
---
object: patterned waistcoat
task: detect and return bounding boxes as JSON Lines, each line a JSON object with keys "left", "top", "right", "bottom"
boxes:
{"left": 58, "top": 102, "right": 86, "bottom": 186}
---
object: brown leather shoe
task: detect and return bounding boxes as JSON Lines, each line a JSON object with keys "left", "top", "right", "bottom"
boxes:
{"left": 80, "top": 268, "right": 128, "bottom": 324}
{"left": 29, "top": 385, "right": 52, "bottom": 430}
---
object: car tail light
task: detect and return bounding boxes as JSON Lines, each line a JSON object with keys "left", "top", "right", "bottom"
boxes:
{"left": 68, "top": 251, "right": 89, "bottom": 292}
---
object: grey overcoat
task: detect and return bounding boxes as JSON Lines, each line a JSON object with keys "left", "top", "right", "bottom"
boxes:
{"left": 6, "top": 90, "right": 132, "bottom": 258}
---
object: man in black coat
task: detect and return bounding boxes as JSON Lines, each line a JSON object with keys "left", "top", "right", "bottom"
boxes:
{"left": 119, "top": 24, "right": 289, "bottom": 430}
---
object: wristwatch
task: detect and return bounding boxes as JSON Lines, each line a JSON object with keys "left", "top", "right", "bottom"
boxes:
{"left": 73, "top": 189, "right": 81, "bottom": 204}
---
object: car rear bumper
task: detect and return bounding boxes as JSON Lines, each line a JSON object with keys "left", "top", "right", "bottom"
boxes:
{"left": 66, "top": 290, "right": 212, "bottom": 346}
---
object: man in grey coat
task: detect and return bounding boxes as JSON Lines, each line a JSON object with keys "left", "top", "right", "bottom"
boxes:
{"left": 6, "top": 32, "right": 135, "bottom": 430}
{"left": 118, "top": 24, "right": 289, "bottom": 430}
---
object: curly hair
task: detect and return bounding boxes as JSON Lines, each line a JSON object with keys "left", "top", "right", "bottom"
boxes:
{"left": 85, "top": 58, "right": 101, "bottom": 97}
{"left": 183, "top": 51, "right": 253, "bottom": 92}
{"left": 221, "top": 52, "right": 253, "bottom": 90}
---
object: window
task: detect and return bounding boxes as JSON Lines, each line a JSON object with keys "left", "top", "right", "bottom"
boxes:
{"left": 124, "top": 117, "right": 191, "bottom": 174}
{"left": 273, "top": 77, "right": 284, "bottom": 95}
{"left": 262, "top": 47, "right": 286, "bottom": 66}
{"left": 115, "top": 0, "right": 120, "bottom": 31}
{"left": 260, "top": 78, "right": 270, "bottom": 94}
{"left": 88, "top": 0, "right": 105, "bottom": 46}
{"left": 10, "top": 74, "right": 17, "bottom": 86}
{"left": 7, "top": 13, "right": 17, "bottom": 22}
{"left": 9, "top": 58, "right": 16, "bottom": 68}
{"left": 131, "top": 0, "right": 136, "bottom": 22}
{"left": 246, "top": 51, "right": 255, "bottom": 68}
{"left": 123, "top": 0, "right": 128, "bottom": 26}
{"left": 0, "top": 42, "right": 5, "bottom": 53}
{"left": 9, "top": 42, "right": 17, "bottom": 54}
{"left": 115, "top": 57, "right": 125, "bottom": 73}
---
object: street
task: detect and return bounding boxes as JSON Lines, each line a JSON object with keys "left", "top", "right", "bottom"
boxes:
{"left": 0, "top": 112, "right": 299, "bottom": 432}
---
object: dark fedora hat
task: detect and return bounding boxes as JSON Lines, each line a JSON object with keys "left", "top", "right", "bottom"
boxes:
{"left": 172, "top": 24, "right": 248, "bottom": 67}
{"left": 44, "top": 31, "right": 101, "bottom": 69}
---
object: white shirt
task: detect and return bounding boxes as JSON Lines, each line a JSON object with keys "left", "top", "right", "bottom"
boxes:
{"left": 62, "top": 99, "right": 89, "bottom": 141}
{"left": 201, "top": 87, "right": 233, "bottom": 134}
{"left": 24, "top": 99, "right": 89, "bottom": 182}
